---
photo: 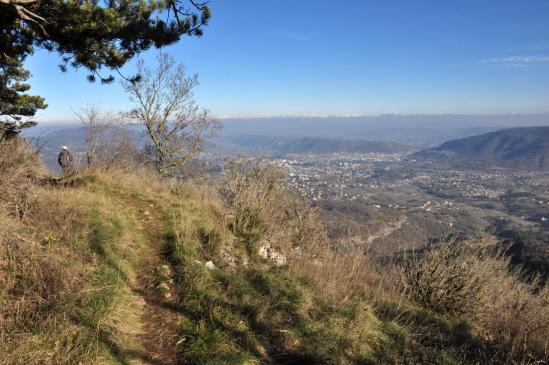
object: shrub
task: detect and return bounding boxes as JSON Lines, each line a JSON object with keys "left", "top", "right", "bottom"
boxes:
{"left": 220, "top": 158, "right": 327, "bottom": 258}
{"left": 400, "top": 238, "right": 498, "bottom": 316}
{"left": 401, "top": 236, "right": 549, "bottom": 363}
{"left": 221, "top": 158, "right": 286, "bottom": 245}
{"left": 476, "top": 269, "right": 549, "bottom": 363}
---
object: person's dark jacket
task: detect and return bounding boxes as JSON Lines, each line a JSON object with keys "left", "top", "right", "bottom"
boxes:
{"left": 58, "top": 149, "right": 74, "bottom": 173}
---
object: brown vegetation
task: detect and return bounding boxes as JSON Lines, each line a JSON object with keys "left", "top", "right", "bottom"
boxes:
{"left": 401, "top": 237, "right": 549, "bottom": 363}
{"left": 0, "top": 139, "right": 40, "bottom": 219}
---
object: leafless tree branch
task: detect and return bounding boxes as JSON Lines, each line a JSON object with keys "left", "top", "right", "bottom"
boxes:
{"left": 122, "top": 53, "right": 220, "bottom": 176}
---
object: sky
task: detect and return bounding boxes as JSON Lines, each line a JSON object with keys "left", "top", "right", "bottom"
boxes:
{"left": 25, "top": 0, "right": 549, "bottom": 121}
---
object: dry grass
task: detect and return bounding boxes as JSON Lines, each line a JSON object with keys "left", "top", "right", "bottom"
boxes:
{"left": 0, "top": 144, "right": 155, "bottom": 364}
{"left": 289, "top": 243, "right": 376, "bottom": 304}
{"left": 0, "top": 142, "right": 87, "bottom": 363}
{"left": 0, "top": 215, "right": 82, "bottom": 363}
{"left": 0, "top": 139, "right": 41, "bottom": 219}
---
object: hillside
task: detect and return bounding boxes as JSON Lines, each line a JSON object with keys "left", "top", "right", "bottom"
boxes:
{"left": 1, "top": 142, "right": 548, "bottom": 364}
{"left": 217, "top": 135, "right": 412, "bottom": 154}
{"left": 413, "top": 127, "right": 549, "bottom": 169}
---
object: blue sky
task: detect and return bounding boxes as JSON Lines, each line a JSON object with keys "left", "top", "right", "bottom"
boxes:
{"left": 26, "top": 0, "right": 549, "bottom": 121}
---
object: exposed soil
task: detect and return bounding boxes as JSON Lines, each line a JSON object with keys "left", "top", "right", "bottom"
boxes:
{"left": 121, "top": 197, "right": 181, "bottom": 365}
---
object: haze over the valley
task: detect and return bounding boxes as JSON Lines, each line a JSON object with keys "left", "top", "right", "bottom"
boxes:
{"left": 29, "top": 113, "right": 549, "bottom": 146}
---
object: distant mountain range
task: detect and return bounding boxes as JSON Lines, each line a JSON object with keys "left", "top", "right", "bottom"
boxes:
{"left": 28, "top": 126, "right": 413, "bottom": 163}
{"left": 217, "top": 135, "right": 412, "bottom": 154}
{"left": 34, "top": 113, "right": 549, "bottom": 146}
{"left": 413, "top": 127, "right": 549, "bottom": 169}
{"left": 25, "top": 121, "right": 549, "bottom": 170}
{"left": 219, "top": 114, "right": 549, "bottom": 146}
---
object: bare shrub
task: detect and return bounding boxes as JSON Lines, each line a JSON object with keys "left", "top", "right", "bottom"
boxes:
{"left": 74, "top": 104, "right": 121, "bottom": 168}
{"left": 123, "top": 53, "right": 220, "bottom": 176}
{"left": 284, "top": 199, "right": 327, "bottom": 250}
{"left": 401, "top": 236, "right": 549, "bottom": 363}
{"left": 400, "top": 237, "right": 499, "bottom": 316}
{"left": 94, "top": 128, "right": 141, "bottom": 171}
{"left": 221, "top": 158, "right": 286, "bottom": 245}
{"left": 220, "top": 157, "right": 329, "bottom": 266}
{"left": 476, "top": 266, "right": 549, "bottom": 363}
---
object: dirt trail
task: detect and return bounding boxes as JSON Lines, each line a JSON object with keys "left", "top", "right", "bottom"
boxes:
{"left": 117, "top": 197, "right": 180, "bottom": 365}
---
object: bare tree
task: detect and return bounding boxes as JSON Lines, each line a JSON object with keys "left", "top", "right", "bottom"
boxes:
{"left": 95, "top": 128, "right": 141, "bottom": 171}
{"left": 74, "top": 104, "right": 119, "bottom": 168}
{"left": 122, "top": 53, "right": 220, "bottom": 176}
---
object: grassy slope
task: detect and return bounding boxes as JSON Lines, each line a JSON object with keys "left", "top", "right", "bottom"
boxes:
{"left": 1, "top": 173, "right": 151, "bottom": 364}
{"left": 0, "top": 169, "right": 518, "bottom": 364}
{"left": 92, "top": 172, "right": 482, "bottom": 364}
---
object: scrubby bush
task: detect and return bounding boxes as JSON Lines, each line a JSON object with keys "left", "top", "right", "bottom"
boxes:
{"left": 221, "top": 158, "right": 286, "bottom": 244}
{"left": 401, "top": 237, "right": 549, "bottom": 363}
{"left": 401, "top": 238, "right": 498, "bottom": 316}
{"left": 93, "top": 128, "right": 142, "bottom": 171}
{"left": 221, "top": 157, "right": 327, "bottom": 260}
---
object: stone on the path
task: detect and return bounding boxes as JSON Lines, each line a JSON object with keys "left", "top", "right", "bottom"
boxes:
{"left": 154, "top": 264, "right": 172, "bottom": 282}
{"left": 156, "top": 264, "right": 171, "bottom": 276}
{"left": 155, "top": 282, "right": 171, "bottom": 298}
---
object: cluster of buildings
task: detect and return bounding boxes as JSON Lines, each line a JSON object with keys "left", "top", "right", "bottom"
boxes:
{"left": 267, "top": 153, "right": 548, "bottom": 230}
{"left": 411, "top": 170, "right": 507, "bottom": 199}
{"left": 273, "top": 153, "right": 401, "bottom": 201}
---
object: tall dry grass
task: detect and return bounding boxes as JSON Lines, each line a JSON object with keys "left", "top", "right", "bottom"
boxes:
{"left": 0, "top": 142, "right": 153, "bottom": 364}
{"left": 0, "top": 139, "right": 41, "bottom": 219}
{"left": 0, "top": 140, "right": 85, "bottom": 363}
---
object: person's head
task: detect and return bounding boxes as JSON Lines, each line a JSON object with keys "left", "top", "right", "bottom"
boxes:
{"left": 61, "top": 145, "right": 69, "bottom": 151}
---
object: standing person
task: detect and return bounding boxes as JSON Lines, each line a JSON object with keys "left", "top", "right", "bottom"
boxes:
{"left": 58, "top": 146, "right": 74, "bottom": 175}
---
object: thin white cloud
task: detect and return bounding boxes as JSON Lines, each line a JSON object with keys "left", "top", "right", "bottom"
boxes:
{"left": 482, "top": 55, "right": 549, "bottom": 65}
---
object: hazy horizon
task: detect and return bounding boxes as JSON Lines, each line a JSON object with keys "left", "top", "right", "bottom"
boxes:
{"left": 28, "top": 113, "right": 549, "bottom": 148}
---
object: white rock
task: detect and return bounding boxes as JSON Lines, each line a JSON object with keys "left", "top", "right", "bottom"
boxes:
{"left": 220, "top": 246, "right": 238, "bottom": 268}
{"left": 205, "top": 261, "right": 216, "bottom": 270}
{"left": 155, "top": 282, "right": 171, "bottom": 298}
{"left": 258, "top": 242, "right": 287, "bottom": 266}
